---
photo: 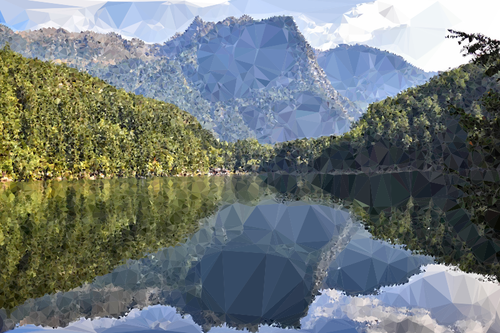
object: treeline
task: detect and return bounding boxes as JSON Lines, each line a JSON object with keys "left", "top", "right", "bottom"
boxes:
{"left": 0, "top": 43, "right": 230, "bottom": 182}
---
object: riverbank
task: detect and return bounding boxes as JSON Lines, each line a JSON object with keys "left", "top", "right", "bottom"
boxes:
{"left": 0, "top": 167, "right": 251, "bottom": 184}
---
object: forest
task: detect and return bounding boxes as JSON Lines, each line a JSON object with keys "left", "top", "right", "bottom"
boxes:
{"left": 0, "top": 29, "right": 499, "bottom": 268}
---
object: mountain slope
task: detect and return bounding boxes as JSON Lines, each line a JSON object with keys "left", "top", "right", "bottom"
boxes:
{"left": 139, "top": 15, "right": 364, "bottom": 144}
{"left": 0, "top": 16, "right": 363, "bottom": 144}
{"left": 315, "top": 44, "right": 439, "bottom": 112}
{"left": 259, "top": 61, "right": 500, "bottom": 175}
{"left": 248, "top": 60, "right": 500, "bottom": 212}
{"left": 0, "top": 44, "right": 228, "bottom": 182}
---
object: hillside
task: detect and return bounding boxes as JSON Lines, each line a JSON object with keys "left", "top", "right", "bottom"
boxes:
{"left": 0, "top": 16, "right": 363, "bottom": 144}
{"left": 0, "top": 44, "right": 229, "bottom": 182}
{"left": 254, "top": 60, "right": 499, "bottom": 174}
{"left": 253, "top": 49, "right": 500, "bottom": 279}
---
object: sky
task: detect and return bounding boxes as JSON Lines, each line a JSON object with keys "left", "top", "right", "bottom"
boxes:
{"left": 0, "top": 0, "right": 499, "bottom": 72}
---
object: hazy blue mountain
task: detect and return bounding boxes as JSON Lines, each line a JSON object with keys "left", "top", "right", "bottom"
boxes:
{"left": 314, "top": 44, "right": 439, "bottom": 111}
{"left": 147, "top": 15, "right": 364, "bottom": 144}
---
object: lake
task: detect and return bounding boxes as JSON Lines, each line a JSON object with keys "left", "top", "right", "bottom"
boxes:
{"left": 1, "top": 171, "right": 499, "bottom": 333}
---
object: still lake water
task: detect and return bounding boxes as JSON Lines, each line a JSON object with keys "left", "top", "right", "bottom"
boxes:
{"left": 1, "top": 171, "right": 499, "bottom": 333}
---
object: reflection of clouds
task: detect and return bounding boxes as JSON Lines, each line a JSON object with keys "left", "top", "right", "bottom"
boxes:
{"left": 13, "top": 265, "right": 500, "bottom": 333}
{"left": 12, "top": 304, "right": 203, "bottom": 333}
{"left": 303, "top": 264, "right": 500, "bottom": 333}
{"left": 303, "top": 288, "right": 456, "bottom": 333}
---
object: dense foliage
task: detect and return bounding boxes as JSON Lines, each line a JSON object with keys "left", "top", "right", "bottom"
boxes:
{"left": 0, "top": 176, "right": 238, "bottom": 314}
{"left": 256, "top": 60, "right": 499, "bottom": 174}
{"left": 0, "top": 43, "right": 231, "bottom": 181}
{"left": 433, "top": 30, "right": 500, "bottom": 270}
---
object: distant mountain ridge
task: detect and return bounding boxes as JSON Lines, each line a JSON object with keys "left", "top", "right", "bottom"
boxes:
{"left": 154, "top": 16, "right": 358, "bottom": 111}
{"left": 314, "top": 44, "right": 438, "bottom": 111}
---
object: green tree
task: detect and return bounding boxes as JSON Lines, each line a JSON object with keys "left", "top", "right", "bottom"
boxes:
{"left": 0, "top": 44, "right": 237, "bottom": 181}
{"left": 443, "top": 30, "right": 500, "bottom": 270}
{"left": 446, "top": 29, "right": 500, "bottom": 81}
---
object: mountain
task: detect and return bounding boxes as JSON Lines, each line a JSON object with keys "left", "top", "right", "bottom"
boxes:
{"left": 314, "top": 44, "right": 439, "bottom": 111}
{"left": 0, "top": 16, "right": 363, "bottom": 144}
{"left": 150, "top": 15, "right": 365, "bottom": 144}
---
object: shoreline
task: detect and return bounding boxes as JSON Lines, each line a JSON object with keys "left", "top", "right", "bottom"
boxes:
{"left": 0, "top": 167, "right": 252, "bottom": 184}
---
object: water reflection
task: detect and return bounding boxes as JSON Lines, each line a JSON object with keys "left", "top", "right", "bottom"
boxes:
{"left": 2, "top": 200, "right": 368, "bottom": 331}
{"left": 2, "top": 172, "right": 499, "bottom": 333}
{"left": 169, "top": 201, "right": 356, "bottom": 330}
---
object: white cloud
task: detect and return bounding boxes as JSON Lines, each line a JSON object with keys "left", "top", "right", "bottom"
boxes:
{"left": 294, "top": 0, "right": 500, "bottom": 71}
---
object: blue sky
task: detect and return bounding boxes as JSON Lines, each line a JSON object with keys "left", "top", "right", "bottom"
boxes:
{"left": 1, "top": 0, "right": 499, "bottom": 72}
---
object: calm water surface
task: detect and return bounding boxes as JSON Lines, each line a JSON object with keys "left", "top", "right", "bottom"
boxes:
{"left": 1, "top": 172, "right": 499, "bottom": 333}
